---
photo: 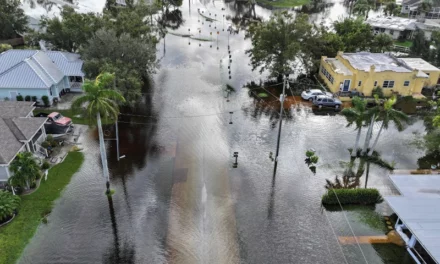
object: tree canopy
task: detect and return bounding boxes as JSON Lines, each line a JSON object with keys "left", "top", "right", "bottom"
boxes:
{"left": 333, "top": 18, "right": 375, "bottom": 52}
{"left": 0, "top": 0, "right": 28, "bottom": 40}
{"left": 246, "top": 12, "right": 312, "bottom": 78}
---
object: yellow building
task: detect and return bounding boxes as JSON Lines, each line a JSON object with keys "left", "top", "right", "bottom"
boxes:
{"left": 319, "top": 51, "right": 440, "bottom": 97}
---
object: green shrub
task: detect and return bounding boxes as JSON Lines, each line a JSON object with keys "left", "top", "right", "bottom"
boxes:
{"left": 41, "top": 95, "right": 50, "bottom": 107}
{"left": 31, "top": 96, "right": 37, "bottom": 102}
{"left": 309, "top": 156, "right": 319, "bottom": 164}
{"left": 0, "top": 190, "right": 20, "bottom": 222}
{"left": 41, "top": 161, "right": 50, "bottom": 170}
{"left": 322, "top": 188, "right": 383, "bottom": 205}
{"left": 16, "top": 95, "right": 23, "bottom": 101}
{"left": 305, "top": 150, "right": 315, "bottom": 158}
{"left": 41, "top": 141, "right": 50, "bottom": 149}
{"left": 0, "top": 44, "right": 12, "bottom": 53}
{"left": 24, "top": 95, "right": 31, "bottom": 102}
{"left": 372, "top": 87, "right": 384, "bottom": 98}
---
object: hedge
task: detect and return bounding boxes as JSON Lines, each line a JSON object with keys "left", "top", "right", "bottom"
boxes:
{"left": 322, "top": 188, "right": 383, "bottom": 205}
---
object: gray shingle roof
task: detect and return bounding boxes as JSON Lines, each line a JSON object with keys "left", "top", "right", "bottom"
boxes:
{"left": 0, "top": 102, "right": 47, "bottom": 165}
{"left": 46, "top": 51, "right": 84, "bottom": 77}
{"left": 0, "top": 118, "right": 24, "bottom": 164}
{"left": 0, "top": 49, "right": 83, "bottom": 89}
{"left": 0, "top": 101, "right": 35, "bottom": 118}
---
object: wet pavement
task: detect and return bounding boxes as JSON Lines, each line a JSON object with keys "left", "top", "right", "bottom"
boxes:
{"left": 17, "top": 0, "right": 422, "bottom": 264}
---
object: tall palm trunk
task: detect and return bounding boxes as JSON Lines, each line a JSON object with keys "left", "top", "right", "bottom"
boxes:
{"left": 353, "top": 127, "right": 362, "bottom": 157}
{"left": 368, "top": 121, "right": 384, "bottom": 156}
{"left": 362, "top": 114, "right": 375, "bottom": 155}
{"left": 97, "top": 112, "right": 111, "bottom": 194}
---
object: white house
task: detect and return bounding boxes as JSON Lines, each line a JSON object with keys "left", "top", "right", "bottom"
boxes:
{"left": 0, "top": 101, "right": 48, "bottom": 186}
{"left": 0, "top": 49, "right": 84, "bottom": 105}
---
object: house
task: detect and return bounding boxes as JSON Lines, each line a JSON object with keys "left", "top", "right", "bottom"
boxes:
{"left": 385, "top": 174, "right": 440, "bottom": 264}
{"left": 0, "top": 101, "right": 48, "bottom": 186}
{"left": 367, "top": 16, "right": 440, "bottom": 41}
{"left": 401, "top": 0, "right": 440, "bottom": 19}
{"left": 367, "top": 16, "right": 417, "bottom": 40}
{"left": 319, "top": 51, "right": 436, "bottom": 97}
{"left": 401, "top": 0, "right": 423, "bottom": 15}
{"left": 399, "top": 57, "right": 440, "bottom": 87}
{"left": 0, "top": 49, "right": 85, "bottom": 105}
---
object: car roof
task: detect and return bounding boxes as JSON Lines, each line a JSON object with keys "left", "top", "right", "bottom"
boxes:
{"left": 309, "top": 89, "right": 323, "bottom": 93}
{"left": 48, "top": 112, "right": 60, "bottom": 118}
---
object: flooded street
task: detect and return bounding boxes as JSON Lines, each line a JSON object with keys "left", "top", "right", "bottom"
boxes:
{"left": 17, "top": 0, "right": 422, "bottom": 263}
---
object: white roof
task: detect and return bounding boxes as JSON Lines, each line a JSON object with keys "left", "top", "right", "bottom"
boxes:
{"left": 385, "top": 175, "right": 440, "bottom": 262}
{"left": 341, "top": 52, "right": 413, "bottom": 73}
{"left": 399, "top": 58, "right": 440, "bottom": 72}
{"left": 325, "top": 58, "right": 353, "bottom": 76}
{"left": 366, "top": 16, "right": 417, "bottom": 31}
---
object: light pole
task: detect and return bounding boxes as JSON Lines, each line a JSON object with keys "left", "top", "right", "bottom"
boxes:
{"left": 272, "top": 75, "right": 287, "bottom": 181}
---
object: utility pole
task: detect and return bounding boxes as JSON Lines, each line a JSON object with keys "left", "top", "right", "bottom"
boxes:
{"left": 272, "top": 75, "right": 286, "bottom": 181}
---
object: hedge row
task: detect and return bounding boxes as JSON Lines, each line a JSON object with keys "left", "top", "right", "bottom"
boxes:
{"left": 322, "top": 188, "right": 383, "bottom": 205}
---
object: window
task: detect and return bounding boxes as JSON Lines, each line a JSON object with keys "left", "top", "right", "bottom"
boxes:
{"left": 380, "top": 28, "right": 385, "bottom": 33}
{"left": 320, "top": 66, "right": 334, "bottom": 84}
{"left": 383, "top": 80, "right": 395, "bottom": 88}
{"left": 328, "top": 99, "right": 334, "bottom": 103}
{"left": 427, "top": 73, "right": 430, "bottom": 76}
{"left": 49, "top": 89, "right": 53, "bottom": 96}
{"left": 358, "top": 81, "right": 362, "bottom": 86}
{"left": 323, "top": 99, "right": 328, "bottom": 103}
{"left": 404, "top": 81, "right": 410, "bottom": 86}
{"left": 390, "top": 30, "right": 394, "bottom": 35}
{"left": 374, "top": 81, "right": 378, "bottom": 86}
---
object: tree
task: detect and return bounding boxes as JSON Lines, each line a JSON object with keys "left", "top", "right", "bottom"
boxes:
{"left": 333, "top": 18, "right": 375, "bottom": 52}
{"left": 300, "top": 26, "right": 344, "bottom": 75}
{"left": 384, "top": 2, "right": 400, "bottom": 16}
{"left": 0, "top": 43, "right": 12, "bottom": 52}
{"left": 353, "top": 0, "right": 374, "bottom": 20}
{"left": 0, "top": 190, "right": 20, "bottom": 222}
{"left": 246, "top": 12, "right": 312, "bottom": 80}
{"left": 367, "top": 96, "right": 409, "bottom": 156}
{"left": 341, "top": 96, "right": 368, "bottom": 157}
{"left": 81, "top": 29, "right": 157, "bottom": 104}
{"left": 72, "top": 73, "right": 125, "bottom": 195}
{"left": 0, "top": 0, "right": 28, "bottom": 40}
{"left": 418, "top": 0, "right": 433, "bottom": 14}
{"left": 371, "top": 33, "right": 393, "bottom": 52}
{"left": 8, "top": 152, "right": 41, "bottom": 190}
{"left": 39, "top": 6, "right": 104, "bottom": 52}
{"left": 410, "top": 29, "right": 430, "bottom": 59}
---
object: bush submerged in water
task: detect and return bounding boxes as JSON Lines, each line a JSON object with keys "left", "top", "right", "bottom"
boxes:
{"left": 322, "top": 188, "right": 383, "bottom": 205}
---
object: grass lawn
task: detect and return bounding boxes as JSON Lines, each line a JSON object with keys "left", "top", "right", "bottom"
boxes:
{"left": 256, "top": 0, "right": 309, "bottom": 8}
{"left": 0, "top": 151, "right": 84, "bottom": 264}
{"left": 394, "top": 40, "right": 413, "bottom": 48}
{"left": 33, "top": 108, "right": 114, "bottom": 126}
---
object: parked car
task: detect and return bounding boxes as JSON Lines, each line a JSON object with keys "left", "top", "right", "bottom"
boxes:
{"left": 301, "top": 89, "right": 332, "bottom": 101}
{"left": 313, "top": 95, "right": 342, "bottom": 109}
{"left": 35, "top": 112, "right": 73, "bottom": 134}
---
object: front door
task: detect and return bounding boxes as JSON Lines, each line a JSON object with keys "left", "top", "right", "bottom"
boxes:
{"left": 343, "top": 80, "right": 351, "bottom": 92}
{"left": 10, "top": 91, "right": 17, "bottom": 101}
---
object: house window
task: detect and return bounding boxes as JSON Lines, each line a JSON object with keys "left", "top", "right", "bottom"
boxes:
{"left": 358, "top": 81, "right": 362, "bottom": 86}
{"left": 380, "top": 28, "right": 385, "bottom": 33}
{"left": 383, "top": 80, "right": 395, "bottom": 88}
{"left": 404, "top": 81, "right": 410, "bottom": 86}
{"left": 49, "top": 88, "right": 53, "bottom": 96}
{"left": 320, "top": 66, "right": 334, "bottom": 84}
{"left": 390, "top": 30, "right": 394, "bottom": 35}
{"left": 374, "top": 81, "right": 378, "bottom": 86}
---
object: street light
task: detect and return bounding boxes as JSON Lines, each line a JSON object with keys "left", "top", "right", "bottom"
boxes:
{"left": 272, "top": 74, "right": 288, "bottom": 181}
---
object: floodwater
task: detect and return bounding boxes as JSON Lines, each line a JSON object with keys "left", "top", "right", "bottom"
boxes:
{"left": 17, "top": 0, "right": 422, "bottom": 264}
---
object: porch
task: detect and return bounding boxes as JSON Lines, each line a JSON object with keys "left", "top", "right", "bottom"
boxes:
{"left": 27, "top": 127, "right": 48, "bottom": 158}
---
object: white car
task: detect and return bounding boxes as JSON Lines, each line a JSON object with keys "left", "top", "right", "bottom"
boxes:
{"left": 301, "top": 89, "right": 332, "bottom": 101}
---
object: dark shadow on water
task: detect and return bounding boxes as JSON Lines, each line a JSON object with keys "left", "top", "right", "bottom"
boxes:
{"left": 103, "top": 196, "right": 136, "bottom": 264}
{"left": 267, "top": 177, "right": 276, "bottom": 219}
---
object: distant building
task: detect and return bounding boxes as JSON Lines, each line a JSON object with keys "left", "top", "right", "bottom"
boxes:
{"left": 366, "top": 16, "right": 440, "bottom": 41}
{"left": 0, "top": 50, "right": 84, "bottom": 105}
{"left": 319, "top": 51, "right": 440, "bottom": 97}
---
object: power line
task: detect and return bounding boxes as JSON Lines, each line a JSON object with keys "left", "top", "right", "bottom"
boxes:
{"left": 330, "top": 188, "right": 369, "bottom": 264}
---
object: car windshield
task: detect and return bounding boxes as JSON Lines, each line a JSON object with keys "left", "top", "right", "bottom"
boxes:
{"left": 53, "top": 114, "right": 62, "bottom": 120}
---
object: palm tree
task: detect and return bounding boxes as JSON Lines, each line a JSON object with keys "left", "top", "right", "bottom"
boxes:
{"left": 8, "top": 152, "right": 41, "bottom": 190}
{"left": 0, "top": 190, "right": 20, "bottom": 222}
{"left": 353, "top": 0, "right": 374, "bottom": 20}
{"left": 72, "top": 72, "right": 126, "bottom": 195}
{"left": 367, "top": 96, "right": 409, "bottom": 156}
{"left": 341, "top": 96, "right": 368, "bottom": 157}
{"left": 372, "top": 33, "right": 394, "bottom": 53}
